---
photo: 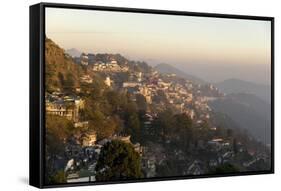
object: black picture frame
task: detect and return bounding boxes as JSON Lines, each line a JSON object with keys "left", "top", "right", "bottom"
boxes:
{"left": 30, "top": 2, "right": 275, "bottom": 189}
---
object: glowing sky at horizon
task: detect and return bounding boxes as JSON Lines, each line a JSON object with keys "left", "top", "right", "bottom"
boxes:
{"left": 46, "top": 7, "right": 271, "bottom": 68}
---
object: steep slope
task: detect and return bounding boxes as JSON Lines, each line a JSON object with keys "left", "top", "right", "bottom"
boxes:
{"left": 45, "top": 38, "right": 82, "bottom": 92}
{"left": 209, "top": 93, "right": 271, "bottom": 145}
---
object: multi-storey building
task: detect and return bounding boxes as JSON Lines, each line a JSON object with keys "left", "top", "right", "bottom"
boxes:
{"left": 46, "top": 94, "right": 85, "bottom": 122}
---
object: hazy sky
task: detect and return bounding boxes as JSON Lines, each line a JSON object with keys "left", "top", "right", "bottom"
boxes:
{"left": 46, "top": 7, "right": 271, "bottom": 84}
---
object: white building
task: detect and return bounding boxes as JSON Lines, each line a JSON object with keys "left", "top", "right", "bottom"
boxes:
{"left": 123, "top": 82, "right": 141, "bottom": 88}
{"left": 104, "top": 76, "right": 112, "bottom": 87}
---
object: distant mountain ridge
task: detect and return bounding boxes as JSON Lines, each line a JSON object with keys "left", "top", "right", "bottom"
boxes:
{"left": 215, "top": 78, "right": 271, "bottom": 103}
{"left": 66, "top": 48, "right": 82, "bottom": 57}
{"left": 210, "top": 93, "right": 271, "bottom": 145}
{"left": 154, "top": 63, "right": 205, "bottom": 84}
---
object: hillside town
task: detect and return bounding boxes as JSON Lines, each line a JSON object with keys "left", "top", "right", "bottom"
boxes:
{"left": 45, "top": 48, "right": 270, "bottom": 182}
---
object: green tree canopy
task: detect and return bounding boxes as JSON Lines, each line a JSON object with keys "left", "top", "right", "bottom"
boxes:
{"left": 95, "top": 140, "right": 142, "bottom": 181}
{"left": 126, "top": 112, "right": 141, "bottom": 143}
{"left": 46, "top": 115, "right": 75, "bottom": 156}
{"left": 152, "top": 110, "right": 193, "bottom": 145}
{"left": 135, "top": 94, "right": 147, "bottom": 112}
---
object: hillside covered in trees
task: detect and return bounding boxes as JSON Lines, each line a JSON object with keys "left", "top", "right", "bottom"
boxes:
{"left": 45, "top": 38, "right": 271, "bottom": 184}
{"left": 45, "top": 38, "right": 82, "bottom": 92}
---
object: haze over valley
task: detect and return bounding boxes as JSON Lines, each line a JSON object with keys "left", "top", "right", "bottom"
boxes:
{"left": 45, "top": 7, "right": 272, "bottom": 184}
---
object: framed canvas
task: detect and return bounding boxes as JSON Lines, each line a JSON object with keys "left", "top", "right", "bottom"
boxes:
{"left": 29, "top": 2, "right": 274, "bottom": 188}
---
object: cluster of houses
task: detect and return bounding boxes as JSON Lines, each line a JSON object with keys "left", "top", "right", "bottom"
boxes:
{"left": 47, "top": 56, "right": 269, "bottom": 180}
{"left": 80, "top": 75, "right": 93, "bottom": 84}
{"left": 46, "top": 90, "right": 147, "bottom": 182}
{"left": 76, "top": 55, "right": 221, "bottom": 129}
{"left": 74, "top": 52, "right": 221, "bottom": 127}
{"left": 80, "top": 74, "right": 113, "bottom": 88}
{"left": 119, "top": 69, "right": 222, "bottom": 126}
{"left": 73, "top": 53, "right": 129, "bottom": 73}
{"left": 169, "top": 138, "right": 242, "bottom": 175}
{"left": 64, "top": 134, "right": 144, "bottom": 182}
{"left": 185, "top": 137, "right": 253, "bottom": 175}
{"left": 92, "top": 60, "right": 129, "bottom": 72}
{"left": 45, "top": 92, "right": 85, "bottom": 122}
